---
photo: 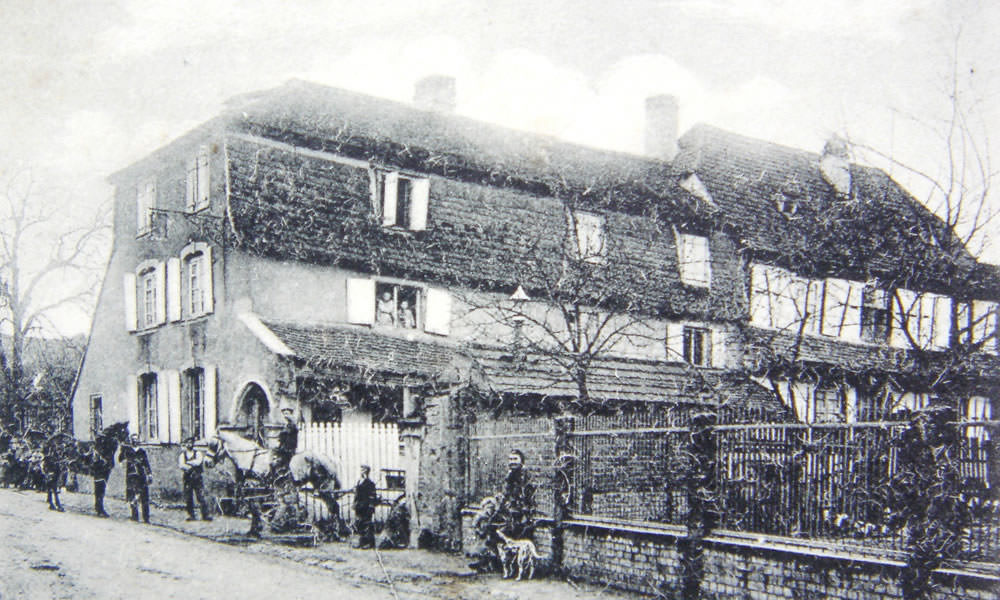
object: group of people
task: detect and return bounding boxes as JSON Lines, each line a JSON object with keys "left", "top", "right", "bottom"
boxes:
{"left": 469, "top": 449, "right": 537, "bottom": 572}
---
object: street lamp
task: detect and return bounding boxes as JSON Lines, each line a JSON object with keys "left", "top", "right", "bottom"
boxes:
{"left": 509, "top": 285, "right": 530, "bottom": 351}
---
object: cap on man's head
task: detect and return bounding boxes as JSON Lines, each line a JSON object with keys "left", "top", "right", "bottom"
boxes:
{"left": 281, "top": 407, "right": 294, "bottom": 414}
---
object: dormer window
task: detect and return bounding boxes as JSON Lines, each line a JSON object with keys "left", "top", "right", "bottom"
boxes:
{"left": 570, "top": 210, "right": 606, "bottom": 263}
{"left": 774, "top": 193, "right": 798, "bottom": 218}
{"left": 374, "top": 170, "right": 429, "bottom": 231}
{"left": 677, "top": 232, "right": 711, "bottom": 288}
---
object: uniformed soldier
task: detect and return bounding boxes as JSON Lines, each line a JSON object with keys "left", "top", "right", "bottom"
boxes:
{"left": 353, "top": 464, "right": 379, "bottom": 549}
{"left": 119, "top": 433, "right": 152, "bottom": 523}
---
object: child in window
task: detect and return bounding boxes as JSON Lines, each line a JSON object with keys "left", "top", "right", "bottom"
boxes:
{"left": 398, "top": 300, "right": 416, "bottom": 329}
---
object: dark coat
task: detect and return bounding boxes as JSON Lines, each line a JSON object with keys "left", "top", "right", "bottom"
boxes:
{"left": 353, "top": 476, "right": 378, "bottom": 517}
{"left": 118, "top": 445, "right": 151, "bottom": 483}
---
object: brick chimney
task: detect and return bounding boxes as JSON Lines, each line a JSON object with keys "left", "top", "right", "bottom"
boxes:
{"left": 645, "top": 94, "right": 679, "bottom": 161}
{"left": 414, "top": 75, "right": 456, "bottom": 113}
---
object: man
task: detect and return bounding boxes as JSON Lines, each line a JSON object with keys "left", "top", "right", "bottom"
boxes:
{"left": 178, "top": 437, "right": 212, "bottom": 521}
{"left": 272, "top": 407, "right": 298, "bottom": 480}
{"left": 353, "top": 464, "right": 378, "bottom": 549}
{"left": 499, "top": 449, "right": 536, "bottom": 539}
{"left": 118, "top": 433, "right": 152, "bottom": 523}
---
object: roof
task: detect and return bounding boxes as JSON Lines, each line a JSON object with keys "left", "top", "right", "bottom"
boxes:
{"left": 674, "top": 125, "right": 993, "bottom": 296}
{"left": 249, "top": 318, "right": 763, "bottom": 404}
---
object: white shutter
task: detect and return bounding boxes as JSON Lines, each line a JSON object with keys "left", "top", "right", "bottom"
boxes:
{"left": 346, "top": 278, "right": 376, "bottom": 325}
{"left": 424, "top": 288, "right": 452, "bottom": 336}
{"left": 124, "top": 273, "right": 138, "bottom": 332}
{"left": 891, "top": 289, "right": 918, "bottom": 348}
{"left": 710, "top": 327, "right": 727, "bottom": 368}
{"left": 790, "top": 381, "right": 812, "bottom": 423}
{"left": 666, "top": 322, "right": 685, "bottom": 362}
{"left": 155, "top": 373, "right": 169, "bottom": 442}
{"left": 166, "top": 370, "right": 181, "bottom": 443}
{"left": 844, "top": 386, "right": 858, "bottom": 423}
{"left": 822, "top": 279, "right": 849, "bottom": 337}
{"left": 154, "top": 263, "right": 167, "bottom": 325}
{"left": 197, "top": 149, "right": 210, "bottom": 208}
{"left": 382, "top": 172, "right": 398, "bottom": 226}
{"left": 409, "top": 178, "right": 429, "bottom": 231}
{"left": 842, "top": 281, "right": 863, "bottom": 342}
{"left": 749, "top": 265, "right": 771, "bottom": 327}
{"left": 930, "top": 294, "right": 952, "bottom": 349}
{"left": 127, "top": 374, "right": 140, "bottom": 438}
{"left": 972, "top": 300, "right": 998, "bottom": 355}
{"left": 204, "top": 365, "right": 217, "bottom": 436}
{"left": 167, "top": 258, "right": 182, "bottom": 321}
{"left": 203, "top": 246, "right": 215, "bottom": 314}
{"left": 186, "top": 159, "right": 197, "bottom": 212}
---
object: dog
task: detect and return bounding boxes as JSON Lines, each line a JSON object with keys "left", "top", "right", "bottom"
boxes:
{"left": 495, "top": 530, "right": 541, "bottom": 580}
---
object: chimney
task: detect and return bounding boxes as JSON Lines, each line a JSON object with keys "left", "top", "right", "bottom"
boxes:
{"left": 645, "top": 94, "right": 679, "bottom": 161}
{"left": 819, "top": 135, "right": 851, "bottom": 197}
{"left": 414, "top": 75, "right": 456, "bottom": 113}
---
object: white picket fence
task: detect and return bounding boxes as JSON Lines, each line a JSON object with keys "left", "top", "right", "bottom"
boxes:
{"left": 298, "top": 421, "right": 405, "bottom": 523}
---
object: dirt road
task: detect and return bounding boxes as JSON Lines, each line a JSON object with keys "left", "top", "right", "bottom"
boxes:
{"left": 0, "top": 488, "right": 635, "bottom": 600}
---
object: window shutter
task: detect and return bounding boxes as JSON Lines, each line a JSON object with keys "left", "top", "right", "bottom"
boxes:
{"left": 124, "top": 273, "right": 138, "bottom": 332}
{"left": 841, "top": 281, "right": 863, "bottom": 342}
{"left": 197, "top": 149, "right": 210, "bottom": 209}
{"left": 155, "top": 374, "right": 169, "bottom": 442}
{"left": 154, "top": 262, "right": 167, "bottom": 325}
{"left": 167, "top": 258, "right": 182, "bottom": 321}
{"left": 930, "top": 294, "right": 952, "bottom": 349}
{"left": 822, "top": 279, "right": 849, "bottom": 337}
{"left": 891, "top": 288, "right": 918, "bottom": 348}
{"left": 843, "top": 385, "right": 858, "bottom": 423}
{"left": 424, "top": 288, "right": 452, "bottom": 335}
{"left": 136, "top": 188, "right": 146, "bottom": 234}
{"left": 204, "top": 365, "right": 217, "bottom": 436}
{"left": 749, "top": 265, "right": 771, "bottom": 327}
{"left": 127, "top": 374, "right": 140, "bottom": 438}
{"left": 203, "top": 246, "right": 214, "bottom": 314}
{"left": 790, "top": 381, "right": 813, "bottom": 423}
{"left": 166, "top": 370, "right": 181, "bottom": 443}
{"left": 186, "top": 159, "right": 197, "bottom": 212}
{"left": 346, "top": 278, "right": 376, "bottom": 325}
{"left": 409, "top": 178, "right": 429, "bottom": 231}
{"left": 666, "top": 322, "right": 684, "bottom": 362}
{"left": 710, "top": 327, "right": 727, "bottom": 368}
{"left": 972, "top": 300, "right": 998, "bottom": 355}
{"left": 382, "top": 172, "right": 398, "bottom": 226}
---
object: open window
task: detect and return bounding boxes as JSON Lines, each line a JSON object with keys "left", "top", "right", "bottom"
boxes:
{"left": 375, "top": 282, "right": 422, "bottom": 329}
{"left": 682, "top": 326, "right": 711, "bottom": 366}
{"left": 373, "top": 170, "right": 429, "bottom": 231}
{"left": 346, "top": 278, "right": 451, "bottom": 335}
{"left": 860, "top": 285, "right": 890, "bottom": 343}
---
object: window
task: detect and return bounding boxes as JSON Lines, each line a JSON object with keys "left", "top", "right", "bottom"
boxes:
{"left": 186, "top": 146, "right": 210, "bottom": 212}
{"left": 890, "top": 289, "right": 951, "bottom": 350}
{"left": 860, "top": 285, "right": 890, "bottom": 343}
{"left": 960, "top": 300, "right": 998, "bottom": 355}
{"left": 821, "top": 278, "right": 863, "bottom": 342}
{"left": 682, "top": 326, "right": 711, "bottom": 366}
{"left": 136, "top": 180, "right": 156, "bottom": 235}
{"left": 375, "top": 282, "right": 421, "bottom": 329}
{"left": 677, "top": 233, "right": 710, "bottom": 287}
{"left": 140, "top": 267, "right": 158, "bottom": 328}
{"left": 749, "top": 264, "right": 821, "bottom": 334}
{"left": 89, "top": 395, "right": 103, "bottom": 439}
{"left": 571, "top": 211, "right": 606, "bottom": 263}
{"left": 966, "top": 396, "right": 992, "bottom": 440}
{"left": 347, "top": 278, "right": 451, "bottom": 335}
{"left": 185, "top": 251, "right": 211, "bottom": 316}
{"left": 374, "top": 171, "right": 429, "bottom": 231}
{"left": 814, "top": 387, "right": 843, "bottom": 423}
{"left": 182, "top": 368, "right": 205, "bottom": 441}
{"left": 139, "top": 373, "right": 158, "bottom": 441}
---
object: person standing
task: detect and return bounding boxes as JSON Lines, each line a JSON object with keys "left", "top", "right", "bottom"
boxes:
{"left": 119, "top": 433, "right": 152, "bottom": 523}
{"left": 499, "top": 449, "right": 536, "bottom": 539}
{"left": 272, "top": 407, "right": 299, "bottom": 481}
{"left": 178, "top": 437, "right": 212, "bottom": 521}
{"left": 353, "top": 465, "right": 378, "bottom": 549}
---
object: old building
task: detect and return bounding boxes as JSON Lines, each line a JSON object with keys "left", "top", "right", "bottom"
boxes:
{"left": 70, "top": 78, "right": 999, "bottom": 536}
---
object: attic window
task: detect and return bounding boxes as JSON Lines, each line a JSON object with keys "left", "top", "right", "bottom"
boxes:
{"left": 774, "top": 194, "right": 798, "bottom": 217}
{"left": 676, "top": 232, "right": 711, "bottom": 288}
{"left": 374, "top": 171, "right": 429, "bottom": 231}
{"left": 570, "top": 210, "right": 606, "bottom": 263}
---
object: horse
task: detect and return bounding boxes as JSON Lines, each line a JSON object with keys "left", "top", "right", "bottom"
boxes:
{"left": 43, "top": 422, "right": 130, "bottom": 516}
{"left": 203, "top": 429, "right": 342, "bottom": 536}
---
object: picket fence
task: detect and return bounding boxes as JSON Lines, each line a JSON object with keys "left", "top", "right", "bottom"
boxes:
{"left": 297, "top": 421, "right": 405, "bottom": 523}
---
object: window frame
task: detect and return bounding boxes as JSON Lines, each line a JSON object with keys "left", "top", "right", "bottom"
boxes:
{"left": 186, "top": 146, "right": 211, "bottom": 213}
{"left": 374, "top": 281, "right": 424, "bottom": 330}
{"left": 813, "top": 386, "right": 844, "bottom": 423}
{"left": 182, "top": 367, "right": 205, "bottom": 441}
{"left": 139, "top": 373, "right": 158, "bottom": 441}
{"left": 374, "top": 169, "right": 430, "bottom": 231}
{"left": 677, "top": 232, "right": 711, "bottom": 288}
{"left": 140, "top": 267, "right": 157, "bottom": 329}
{"left": 682, "top": 326, "right": 711, "bottom": 367}
{"left": 570, "top": 210, "right": 606, "bottom": 264}
{"left": 89, "top": 394, "right": 103, "bottom": 439}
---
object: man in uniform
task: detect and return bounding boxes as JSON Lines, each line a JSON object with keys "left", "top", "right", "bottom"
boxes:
{"left": 119, "top": 433, "right": 152, "bottom": 523}
{"left": 178, "top": 437, "right": 212, "bottom": 521}
{"left": 353, "top": 464, "right": 378, "bottom": 549}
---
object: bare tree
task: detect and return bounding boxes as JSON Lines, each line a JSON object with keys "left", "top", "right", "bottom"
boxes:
{"left": 0, "top": 168, "right": 109, "bottom": 432}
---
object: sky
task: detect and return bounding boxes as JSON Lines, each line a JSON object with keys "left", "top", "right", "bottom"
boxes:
{"left": 1, "top": 0, "right": 998, "bottom": 337}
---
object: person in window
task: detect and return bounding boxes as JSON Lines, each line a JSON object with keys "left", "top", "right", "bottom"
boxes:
{"left": 119, "top": 433, "right": 152, "bottom": 523}
{"left": 178, "top": 437, "right": 212, "bottom": 521}
{"left": 398, "top": 300, "right": 416, "bottom": 329}
{"left": 376, "top": 291, "right": 396, "bottom": 326}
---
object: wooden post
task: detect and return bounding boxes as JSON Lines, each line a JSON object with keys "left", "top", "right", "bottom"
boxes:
{"left": 551, "top": 415, "right": 575, "bottom": 570}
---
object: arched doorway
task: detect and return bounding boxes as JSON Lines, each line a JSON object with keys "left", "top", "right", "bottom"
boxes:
{"left": 235, "top": 383, "right": 270, "bottom": 445}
